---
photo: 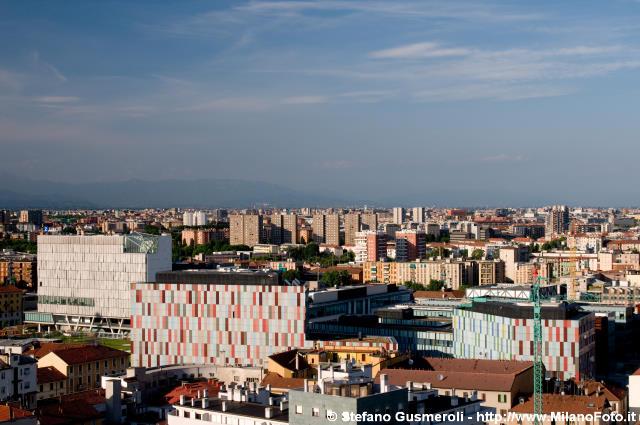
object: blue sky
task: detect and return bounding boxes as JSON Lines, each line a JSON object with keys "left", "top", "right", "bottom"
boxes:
{"left": 1, "top": 0, "right": 640, "bottom": 205}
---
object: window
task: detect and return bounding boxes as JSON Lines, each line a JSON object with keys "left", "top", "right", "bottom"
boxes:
{"left": 78, "top": 365, "right": 83, "bottom": 374}
{"left": 60, "top": 381, "right": 64, "bottom": 388}
{"left": 105, "top": 361, "right": 108, "bottom": 368}
{"left": 96, "top": 375, "right": 100, "bottom": 386}
{"left": 49, "top": 383, "right": 53, "bottom": 390}
{"left": 295, "top": 405, "right": 303, "bottom": 415}
{"left": 312, "top": 408, "right": 319, "bottom": 417}
{"left": 40, "top": 385, "right": 43, "bottom": 392}
{"left": 24, "top": 368, "right": 30, "bottom": 375}
{"left": 481, "top": 393, "right": 486, "bottom": 401}
{"left": 88, "top": 363, "right": 91, "bottom": 372}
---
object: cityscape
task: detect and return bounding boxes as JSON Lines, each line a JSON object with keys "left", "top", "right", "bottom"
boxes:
{"left": 3, "top": 1, "right": 640, "bottom": 425}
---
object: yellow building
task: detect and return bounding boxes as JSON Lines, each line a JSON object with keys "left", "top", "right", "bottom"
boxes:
{"left": 0, "top": 285, "right": 24, "bottom": 327}
{"left": 306, "top": 345, "right": 408, "bottom": 377}
{"left": 362, "top": 261, "right": 398, "bottom": 283}
{"left": 37, "top": 366, "right": 67, "bottom": 400}
{"left": 37, "top": 345, "right": 130, "bottom": 394}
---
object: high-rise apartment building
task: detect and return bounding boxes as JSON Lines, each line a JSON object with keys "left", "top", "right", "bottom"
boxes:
{"left": 392, "top": 207, "right": 404, "bottom": 225}
{"left": 354, "top": 231, "right": 387, "bottom": 263}
{"left": 361, "top": 213, "right": 378, "bottom": 231}
{"left": 19, "top": 210, "right": 42, "bottom": 227}
{"left": 412, "top": 207, "right": 424, "bottom": 223}
{"left": 229, "top": 215, "right": 263, "bottom": 247}
{"left": 29, "top": 234, "right": 171, "bottom": 335}
{"left": 545, "top": 205, "right": 569, "bottom": 235}
{"left": 271, "top": 214, "right": 297, "bottom": 245}
{"left": 311, "top": 214, "right": 340, "bottom": 245}
{"left": 344, "top": 213, "right": 361, "bottom": 246}
{"left": 182, "top": 212, "right": 194, "bottom": 227}
{"left": 395, "top": 230, "right": 426, "bottom": 261}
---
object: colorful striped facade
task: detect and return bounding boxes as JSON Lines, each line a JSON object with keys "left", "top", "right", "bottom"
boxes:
{"left": 452, "top": 307, "right": 595, "bottom": 381}
{"left": 131, "top": 282, "right": 309, "bottom": 367}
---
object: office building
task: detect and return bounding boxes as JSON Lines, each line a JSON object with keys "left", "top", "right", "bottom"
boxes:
{"left": 28, "top": 234, "right": 171, "bottom": 335}
{"left": 271, "top": 214, "right": 297, "bottom": 245}
{"left": 344, "top": 213, "right": 361, "bottom": 246}
{"left": 453, "top": 301, "right": 595, "bottom": 381}
{"left": 131, "top": 271, "right": 410, "bottom": 367}
{"left": 230, "top": 214, "right": 263, "bottom": 247}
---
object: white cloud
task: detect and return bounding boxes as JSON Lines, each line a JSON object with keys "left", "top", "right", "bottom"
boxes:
{"left": 370, "top": 42, "right": 470, "bottom": 59}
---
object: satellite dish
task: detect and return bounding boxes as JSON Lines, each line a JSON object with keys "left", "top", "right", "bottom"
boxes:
{"left": 408, "top": 359, "right": 414, "bottom": 366}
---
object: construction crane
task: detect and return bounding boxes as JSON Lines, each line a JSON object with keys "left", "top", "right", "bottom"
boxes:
{"left": 530, "top": 268, "right": 544, "bottom": 425}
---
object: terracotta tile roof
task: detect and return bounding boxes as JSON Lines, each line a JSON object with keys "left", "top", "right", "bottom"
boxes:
{"left": 633, "top": 367, "right": 640, "bottom": 376}
{"left": 0, "top": 285, "right": 23, "bottom": 293}
{"left": 43, "top": 344, "right": 129, "bottom": 365}
{"left": 38, "top": 366, "right": 67, "bottom": 384}
{"left": 510, "top": 394, "right": 609, "bottom": 415}
{"left": 376, "top": 368, "right": 519, "bottom": 392}
{"left": 268, "top": 349, "right": 310, "bottom": 372}
{"left": 261, "top": 372, "right": 305, "bottom": 390}
{"left": 0, "top": 405, "right": 34, "bottom": 421}
{"left": 37, "top": 390, "right": 105, "bottom": 425}
{"left": 582, "top": 380, "right": 627, "bottom": 401}
{"left": 25, "top": 342, "right": 87, "bottom": 359}
{"left": 413, "top": 290, "right": 465, "bottom": 299}
{"left": 164, "top": 380, "right": 222, "bottom": 404}
{"left": 421, "top": 357, "right": 533, "bottom": 374}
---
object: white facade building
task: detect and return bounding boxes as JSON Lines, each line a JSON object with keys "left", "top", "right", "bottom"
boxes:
{"left": 30, "top": 234, "right": 171, "bottom": 335}
{"left": 183, "top": 212, "right": 194, "bottom": 226}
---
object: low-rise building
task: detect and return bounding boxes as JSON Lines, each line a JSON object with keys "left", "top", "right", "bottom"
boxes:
{"left": 36, "top": 344, "right": 130, "bottom": 394}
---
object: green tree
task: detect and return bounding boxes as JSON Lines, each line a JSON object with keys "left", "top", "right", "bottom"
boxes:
{"left": 426, "top": 279, "right": 445, "bottom": 291}
{"left": 144, "top": 224, "right": 161, "bottom": 235}
{"left": 471, "top": 249, "right": 485, "bottom": 260}
{"left": 61, "top": 226, "right": 77, "bottom": 235}
{"left": 282, "top": 269, "right": 303, "bottom": 282}
{"left": 321, "top": 270, "right": 352, "bottom": 287}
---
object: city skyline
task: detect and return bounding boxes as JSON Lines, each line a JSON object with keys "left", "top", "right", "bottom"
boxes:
{"left": 2, "top": 1, "right": 640, "bottom": 205}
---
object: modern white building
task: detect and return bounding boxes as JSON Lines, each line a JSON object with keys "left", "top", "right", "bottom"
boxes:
{"left": 183, "top": 211, "right": 208, "bottom": 227}
{"left": 28, "top": 234, "right": 171, "bottom": 335}
{"left": 183, "top": 212, "right": 194, "bottom": 227}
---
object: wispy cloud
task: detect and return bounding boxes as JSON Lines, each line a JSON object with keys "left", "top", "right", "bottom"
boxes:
{"left": 281, "top": 95, "right": 328, "bottom": 104}
{"left": 479, "top": 154, "right": 526, "bottom": 162}
{"left": 34, "top": 96, "right": 79, "bottom": 103}
{"left": 370, "top": 42, "right": 470, "bottom": 59}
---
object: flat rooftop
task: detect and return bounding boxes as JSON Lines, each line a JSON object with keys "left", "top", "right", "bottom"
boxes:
{"left": 154, "top": 270, "right": 281, "bottom": 286}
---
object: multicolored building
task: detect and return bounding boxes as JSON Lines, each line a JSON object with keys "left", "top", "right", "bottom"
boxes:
{"left": 452, "top": 301, "right": 595, "bottom": 381}
{"left": 131, "top": 270, "right": 411, "bottom": 368}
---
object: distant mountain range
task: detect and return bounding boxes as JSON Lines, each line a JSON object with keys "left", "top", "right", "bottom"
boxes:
{"left": 0, "top": 174, "right": 349, "bottom": 209}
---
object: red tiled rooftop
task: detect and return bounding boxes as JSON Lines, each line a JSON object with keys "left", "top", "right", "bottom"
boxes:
{"left": 510, "top": 394, "right": 608, "bottom": 415}
{"left": 0, "top": 285, "right": 23, "bottom": 293}
{"left": 41, "top": 344, "right": 129, "bottom": 365}
{"left": 376, "top": 368, "right": 519, "bottom": 392}
{"left": 0, "top": 405, "right": 34, "bottom": 421}
{"left": 261, "top": 372, "right": 305, "bottom": 390}
{"left": 26, "top": 342, "right": 87, "bottom": 359}
{"left": 38, "top": 366, "right": 67, "bottom": 384}
{"left": 164, "top": 380, "right": 222, "bottom": 404}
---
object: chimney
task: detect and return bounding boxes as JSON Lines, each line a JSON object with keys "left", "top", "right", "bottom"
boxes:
{"left": 406, "top": 381, "right": 414, "bottom": 392}
{"left": 451, "top": 395, "right": 459, "bottom": 406}
{"left": 202, "top": 398, "right": 209, "bottom": 408}
{"left": 295, "top": 353, "right": 300, "bottom": 371}
{"left": 380, "top": 374, "right": 389, "bottom": 393}
{"left": 191, "top": 398, "right": 196, "bottom": 406}
{"left": 304, "top": 379, "right": 310, "bottom": 392}
{"left": 203, "top": 389, "right": 209, "bottom": 398}
{"left": 180, "top": 395, "right": 186, "bottom": 405}
{"left": 265, "top": 407, "right": 274, "bottom": 419}
{"left": 221, "top": 401, "right": 228, "bottom": 412}
{"left": 269, "top": 397, "right": 274, "bottom": 406}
